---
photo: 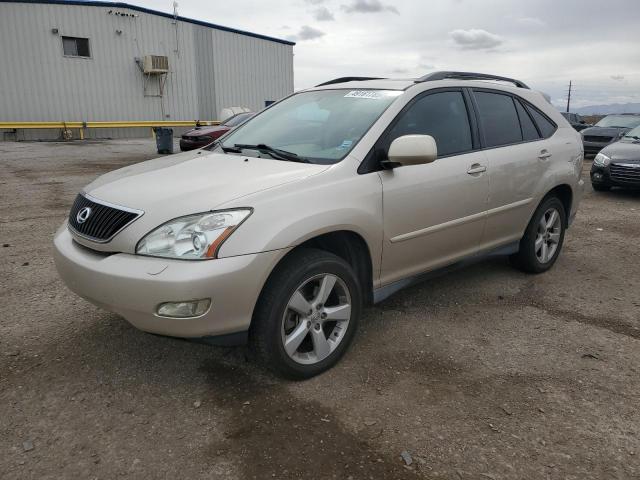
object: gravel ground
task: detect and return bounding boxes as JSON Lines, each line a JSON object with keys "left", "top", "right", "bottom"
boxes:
{"left": 1, "top": 139, "right": 639, "bottom": 480}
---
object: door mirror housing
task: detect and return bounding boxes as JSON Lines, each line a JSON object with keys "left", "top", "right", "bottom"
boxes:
{"left": 385, "top": 135, "right": 438, "bottom": 168}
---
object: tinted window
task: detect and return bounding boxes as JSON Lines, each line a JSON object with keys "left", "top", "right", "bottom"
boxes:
{"left": 515, "top": 100, "right": 540, "bottom": 141}
{"left": 526, "top": 105, "right": 556, "bottom": 138}
{"left": 474, "top": 91, "right": 522, "bottom": 147}
{"left": 385, "top": 91, "right": 473, "bottom": 157}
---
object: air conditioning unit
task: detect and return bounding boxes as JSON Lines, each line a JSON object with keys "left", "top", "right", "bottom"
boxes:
{"left": 142, "top": 55, "right": 169, "bottom": 74}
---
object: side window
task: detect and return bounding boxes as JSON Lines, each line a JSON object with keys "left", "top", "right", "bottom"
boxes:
{"left": 514, "top": 99, "right": 540, "bottom": 141}
{"left": 474, "top": 91, "right": 522, "bottom": 147}
{"left": 385, "top": 91, "right": 473, "bottom": 157}
{"left": 526, "top": 105, "right": 557, "bottom": 138}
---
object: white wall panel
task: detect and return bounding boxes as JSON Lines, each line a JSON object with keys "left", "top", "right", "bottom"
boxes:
{"left": 0, "top": 1, "right": 294, "bottom": 139}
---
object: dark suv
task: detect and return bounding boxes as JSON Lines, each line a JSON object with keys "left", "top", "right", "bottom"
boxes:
{"left": 581, "top": 114, "right": 640, "bottom": 155}
{"left": 560, "top": 112, "right": 589, "bottom": 132}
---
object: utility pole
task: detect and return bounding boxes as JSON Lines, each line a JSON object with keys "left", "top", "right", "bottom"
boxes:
{"left": 566, "top": 80, "right": 572, "bottom": 113}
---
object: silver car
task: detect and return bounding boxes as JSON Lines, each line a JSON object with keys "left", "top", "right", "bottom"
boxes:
{"left": 54, "top": 71, "right": 584, "bottom": 378}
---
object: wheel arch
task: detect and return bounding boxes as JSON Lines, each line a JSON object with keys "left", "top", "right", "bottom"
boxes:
{"left": 544, "top": 184, "right": 573, "bottom": 227}
{"left": 250, "top": 229, "right": 375, "bottom": 331}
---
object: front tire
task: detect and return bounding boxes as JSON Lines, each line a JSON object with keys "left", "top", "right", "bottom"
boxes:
{"left": 249, "top": 248, "right": 362, "bottom": 379}
{"left": 510, "top": 196, "right": 566, "bottom": 274}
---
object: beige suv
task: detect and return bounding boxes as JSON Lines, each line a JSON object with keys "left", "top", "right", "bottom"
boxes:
{"left": 54, "top": 71, "right": 584, "bottom": 378}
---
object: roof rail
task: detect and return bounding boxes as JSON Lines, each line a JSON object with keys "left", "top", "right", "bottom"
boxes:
{"left": 315, "top": 77, "right": 386, "bottom": 87}
{"left": 416, "top": 71, "right": 530, "bottom": 89}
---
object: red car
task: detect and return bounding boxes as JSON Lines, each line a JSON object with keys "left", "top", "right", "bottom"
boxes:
{"left": 179, "top": 112, "right": 254, "bottom": 151}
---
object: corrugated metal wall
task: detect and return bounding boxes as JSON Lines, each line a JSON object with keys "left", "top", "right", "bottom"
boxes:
{"left": 0, "top": 1, "right": 294, "bottom": 140}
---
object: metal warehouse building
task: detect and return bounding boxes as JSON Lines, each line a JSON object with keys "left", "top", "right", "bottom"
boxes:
{"left": 0, "top": 0, "right": 295, "bottom": 140}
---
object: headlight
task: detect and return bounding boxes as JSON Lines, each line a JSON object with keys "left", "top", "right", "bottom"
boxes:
{"left": 593, "top": 153, "right": 611, "bottom": 166}
{"left": 136, "top": 209, "right": 252, "bottom": 260}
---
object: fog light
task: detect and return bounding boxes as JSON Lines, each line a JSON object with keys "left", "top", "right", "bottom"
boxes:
{"left": 156, "top": 299, "right": 211, "bottom": 318}
{"left": 593, "top": 172, "right": 603, "bottom": 181}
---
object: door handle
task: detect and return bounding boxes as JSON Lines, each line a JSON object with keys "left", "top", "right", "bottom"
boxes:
{"left": 538, "top": 150, "right": 552, "bottom": 160}
{"left": 467, "top": 163, "right": 487, "bottom": 175}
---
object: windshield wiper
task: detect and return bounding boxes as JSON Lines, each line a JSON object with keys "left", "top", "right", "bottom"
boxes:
{"left": 624, "top": 135, "right": 640, "bottom": 140}
{"left": 219, "top": 144, "right": 241, "bottom": 153}
{"left": 233, "top": 144, "right": 310, "bottom": 163}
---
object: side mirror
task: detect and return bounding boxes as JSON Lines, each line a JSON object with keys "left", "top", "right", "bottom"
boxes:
{"left": 385, "top": 135, "right": 437, "bottom": 168}
{"left": 580, "top": 120, "right": 586, "bottom": 124}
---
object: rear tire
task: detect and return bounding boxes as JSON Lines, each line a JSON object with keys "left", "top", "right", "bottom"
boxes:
{"left": 510, "top": 196, "right": 566, "bottom": 274}
{"left": 249, "top": 248, "right": 362, "bottom": 379}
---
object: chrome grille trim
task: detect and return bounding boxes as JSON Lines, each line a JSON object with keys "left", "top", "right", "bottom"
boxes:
{"left": 610, "top": 163, "right": 640, "bottom": 183}
{"left": 67, "top": 192, "right": 144, "bottom": 243}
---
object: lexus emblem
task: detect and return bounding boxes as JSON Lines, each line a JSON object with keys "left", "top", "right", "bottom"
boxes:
{"left": 76, "top": 206, "right": 92, "bottom": 224}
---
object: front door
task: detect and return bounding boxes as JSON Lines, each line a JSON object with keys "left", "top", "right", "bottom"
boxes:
{"left": 378, "top": 89, "right": 489, "bottom": 286}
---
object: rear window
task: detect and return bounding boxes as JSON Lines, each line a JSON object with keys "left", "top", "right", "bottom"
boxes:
{"left": 474, "top": 91, "right": 522, "bottom": 147}
{"left": 515, "top": 100, "right": 540, "bottom": 141}
{"left": 525, "top": 105, "right": 556, "bottom": 138}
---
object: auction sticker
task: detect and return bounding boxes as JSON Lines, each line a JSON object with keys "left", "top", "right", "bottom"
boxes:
{"left": 344, "top": 90, "right": 402, "bottom": 99}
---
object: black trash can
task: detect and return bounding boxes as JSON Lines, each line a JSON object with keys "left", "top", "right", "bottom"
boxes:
{"left": 153, "top": 127, "right": 174, "bottom": 154}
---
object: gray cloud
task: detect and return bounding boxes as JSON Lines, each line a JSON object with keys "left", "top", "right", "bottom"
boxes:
{"left": 287, "top": 25, "right": 326, "bottom": 42}
{"left": 304, "top": 0, "right": 325, "bottom": 4}
{"left": 611, "top": 75, "right": 625, "bottom": 81}
{"left": 313, "top": 6, "right": 335, "bottom": 21}
{"left": 449, "top": 28, "right": 503, "bottom": 50}
{"left": 516, "top": 16, "right": 546, "bottom": 28}
{"left": 341, "top": 0, "right": 399, "bottom": 15}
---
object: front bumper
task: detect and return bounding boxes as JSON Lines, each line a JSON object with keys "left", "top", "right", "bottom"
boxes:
{"left": 590, "top": 164, "right": 640, "bottom": 188}
{"left": 53, "top": 225, "right": 287, "bottom": 339}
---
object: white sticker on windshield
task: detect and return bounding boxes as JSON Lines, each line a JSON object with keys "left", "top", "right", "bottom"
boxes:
{"left": 344, "top": 90, "right": 401, "bottom": 99}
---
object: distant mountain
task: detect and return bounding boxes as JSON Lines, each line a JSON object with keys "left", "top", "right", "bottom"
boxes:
{"left": 571, "top": 103, "right": 640, "bottom": 115}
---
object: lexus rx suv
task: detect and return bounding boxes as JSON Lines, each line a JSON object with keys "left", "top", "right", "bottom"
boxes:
{"left": 54, "top": 71, "right": 584, "bottom": 379}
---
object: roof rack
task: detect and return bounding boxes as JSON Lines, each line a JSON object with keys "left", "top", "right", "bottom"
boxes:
{"left": 416, "top": 71, "right": 530, "bottom": 89}
{"left": 315, "top": 77, "right": 386, "bottom": 87}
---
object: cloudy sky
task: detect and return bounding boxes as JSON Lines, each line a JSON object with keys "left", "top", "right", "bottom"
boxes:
{"left": 140, "top": 0, "right": 639, "bottom": 109}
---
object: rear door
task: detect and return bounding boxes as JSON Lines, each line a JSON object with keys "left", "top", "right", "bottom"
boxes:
{"left": 470, "top": 89, "right": 556, "bottom": 250}
{"left": 378, "top": 89, "right": 490, "bottom": 285}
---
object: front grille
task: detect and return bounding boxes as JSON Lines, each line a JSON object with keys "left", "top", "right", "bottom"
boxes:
{"left": 584, "top": 135, "right": 612, "bottom": 143}
{"left": 610, "top": 163, "right": 640, "bottom": 183}
{"left": 68, "top": 193, "right": 142, "bottom": 243}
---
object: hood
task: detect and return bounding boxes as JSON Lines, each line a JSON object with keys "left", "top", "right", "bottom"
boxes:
{"left": 601, "top": 140, "right": 640, "bottom": 162}
{"left": 84, "top": 150, "right": 330, "bottom": 217}
{"left": 581, "top": 126, "right": 629, "bottom": 137}
{"left": 183, "top": 125, "right": 228, "bottom": 137}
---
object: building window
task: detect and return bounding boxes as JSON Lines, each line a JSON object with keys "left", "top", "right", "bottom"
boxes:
{"left": 62, "top": 36, "right": 91, "bottom": 57}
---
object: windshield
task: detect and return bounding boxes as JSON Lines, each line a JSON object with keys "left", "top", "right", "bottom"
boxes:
{"left": 220, "top": 89, "right": 402, "bottom": 164}
{"left": 223, "top": 112, "right": 253, "bottom": 127}
{"left": 595, "top": 115, "right": 640, "bottom": 129}
{"left": 623, "top": 125, "right": 640, "bottom": 139}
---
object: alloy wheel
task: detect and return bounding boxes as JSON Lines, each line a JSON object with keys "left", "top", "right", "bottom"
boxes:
{"left": 281, "top": 273, "right": 352, "bottom": 365}
{"left": 535, "top": 207, "right": 562, "bottom": 263}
